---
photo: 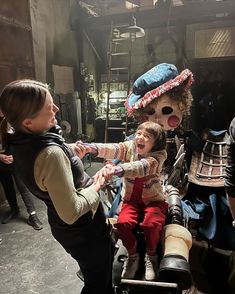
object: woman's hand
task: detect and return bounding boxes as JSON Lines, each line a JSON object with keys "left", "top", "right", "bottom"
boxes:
{"left": 0, "top": 154, "right": 13, "bottom": 164}
{"left": 91, "top": 174, "right": 106, "bottom": 192}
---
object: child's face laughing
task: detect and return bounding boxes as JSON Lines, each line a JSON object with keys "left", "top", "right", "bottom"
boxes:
{"left": 135, "top": 129, "right": 155, "bottom": 156}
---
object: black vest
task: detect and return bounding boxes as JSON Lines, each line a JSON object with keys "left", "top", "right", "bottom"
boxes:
{"left": 8, "top": 126, "right": 92, "bottom": 208}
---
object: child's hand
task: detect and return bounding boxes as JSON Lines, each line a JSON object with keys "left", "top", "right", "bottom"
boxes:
{"left": 93, "top": 164, "right": 114, "bottom": 185}
{"left": 69, "top": 141, "right": 90, "bottom": 158}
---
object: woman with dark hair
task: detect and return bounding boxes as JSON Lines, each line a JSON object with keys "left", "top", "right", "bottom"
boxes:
{"left": 0, "top": 79, "right": 114, "bottom": 294}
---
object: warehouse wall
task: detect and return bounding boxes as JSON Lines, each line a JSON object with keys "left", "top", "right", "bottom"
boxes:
{"left": 30, "top": 0, "right": 80, "bottom": 85}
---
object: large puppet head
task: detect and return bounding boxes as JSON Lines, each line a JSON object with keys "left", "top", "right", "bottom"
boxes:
{"left": 125, "top": 63, "right": 193, "bottom": 131}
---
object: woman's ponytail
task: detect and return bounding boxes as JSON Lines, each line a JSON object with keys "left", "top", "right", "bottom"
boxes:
{"left": 0, "top": 117, "right": 9, "bottom": 151}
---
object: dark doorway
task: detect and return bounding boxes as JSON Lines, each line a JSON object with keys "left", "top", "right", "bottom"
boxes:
{"left": 191, "top": 59, "right": 235, "bottom": 133}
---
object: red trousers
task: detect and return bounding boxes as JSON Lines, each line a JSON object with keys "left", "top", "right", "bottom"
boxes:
{"left": 114, "top": 178, "right": 168, "bottom": 256}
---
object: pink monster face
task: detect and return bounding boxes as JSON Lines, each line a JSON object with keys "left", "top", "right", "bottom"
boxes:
{"left": 146, "top": 94, "right": 183, "bottom": 131}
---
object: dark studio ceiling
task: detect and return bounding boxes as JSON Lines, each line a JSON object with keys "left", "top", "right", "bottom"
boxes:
{"left": 71, "top": 0, "right": 235, "bottom": 73}
{"left": 76, "top": 0, "right": 235, "bottom": 31}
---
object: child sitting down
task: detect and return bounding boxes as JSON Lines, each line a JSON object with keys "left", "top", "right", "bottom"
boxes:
{"left": 76, "top": 121, "right": 168, "bottom": 281}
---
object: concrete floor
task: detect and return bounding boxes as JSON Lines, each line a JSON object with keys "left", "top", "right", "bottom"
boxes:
{"left": 0, "top": 161, "right": 103, "bottom": 294}
{"left": 1, "top": 159, "right": 233, "bottom": 294}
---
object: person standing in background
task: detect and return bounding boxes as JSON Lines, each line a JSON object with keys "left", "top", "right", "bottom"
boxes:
{"left": 225, "top": 116, "right": 235, "bottom": 227}
{"left": 0, "top": 112, "right": 43, "bottom": 230}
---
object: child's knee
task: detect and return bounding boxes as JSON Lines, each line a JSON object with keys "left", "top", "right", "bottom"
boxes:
{"left": 114, "top": 219, "right": 137, "bottom": 230}
{"left": 140, "top": 220, "right": 163, "bottom": 231}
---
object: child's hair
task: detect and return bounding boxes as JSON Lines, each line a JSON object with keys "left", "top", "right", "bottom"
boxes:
{"left": 136, "top": 121, "right": 166, "bottom": 152}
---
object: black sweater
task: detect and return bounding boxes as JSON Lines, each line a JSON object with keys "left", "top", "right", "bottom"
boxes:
{"left": 225, "top": 117, "right": 235, "bottom": 196}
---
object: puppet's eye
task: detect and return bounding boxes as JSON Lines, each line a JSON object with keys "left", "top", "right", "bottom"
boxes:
{"left": 147, "top": 108, "right": 155, "bottom": 115}
{"left": 162, "top": 106, "right": 173, "bottom": 115}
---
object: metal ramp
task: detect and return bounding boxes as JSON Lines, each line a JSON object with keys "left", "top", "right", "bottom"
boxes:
{"left": 119, "top": 279, "right": 181, "bottom": 294}
{"left": 112, "top": 240, "right": 182, "bottom": 294}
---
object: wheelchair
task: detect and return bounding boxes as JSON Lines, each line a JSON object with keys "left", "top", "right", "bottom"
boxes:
{"left": 101, "top": 171, "right": 192, "bottom": 294}
{"left": 95, "top": 127, "right": 235, "bottom": 293}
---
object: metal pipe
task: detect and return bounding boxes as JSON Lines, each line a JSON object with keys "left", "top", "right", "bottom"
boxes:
{"left": 121, "top": 278, "right": 178, "bottom": 288}
{"left": 82, "top": 29, "right": 101, "bottom": 62}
